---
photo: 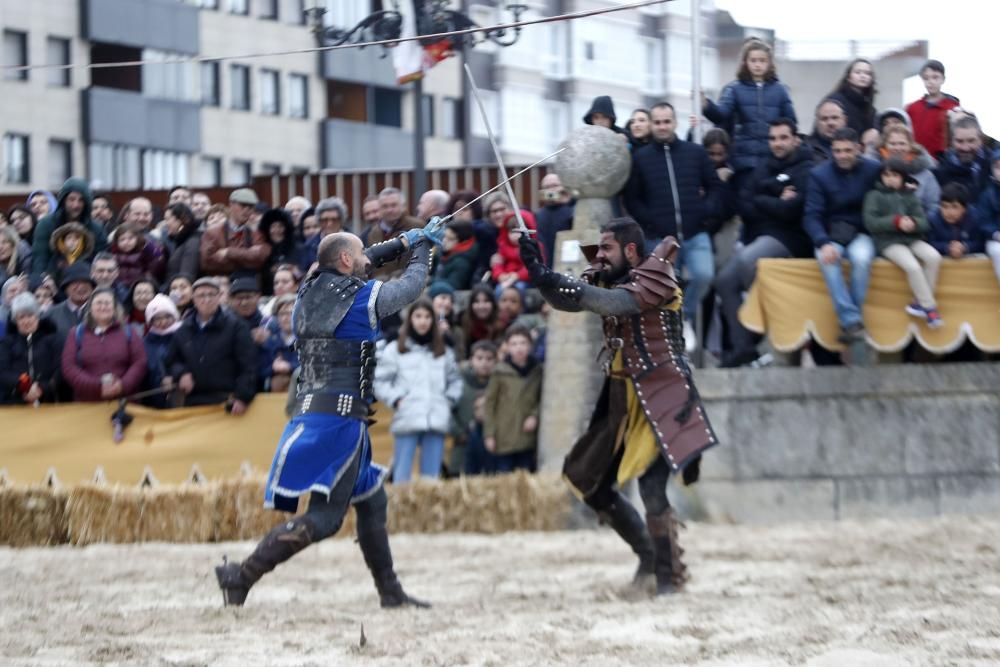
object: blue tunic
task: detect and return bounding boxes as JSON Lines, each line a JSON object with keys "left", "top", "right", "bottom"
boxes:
{"left": 263, "top": 280, "right": 388, "bottom": 511}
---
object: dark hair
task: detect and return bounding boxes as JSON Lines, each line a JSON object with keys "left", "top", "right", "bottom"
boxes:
{"left": 470, "top": 339, "right": 498, "bottom": 357}
{"left": 503, "top": 324, "right": 533, "bottom": 343}
{"left": 447, "top": 220, "right": 475, "bottom": 242}
{"left": 461, "top": 284, "right": 500, "bottom": 338}
{"left": 831, "top": 127, "right": 860, "bottom": 144}
{"left": 736, "top": 38, "right": 777, "bottom": 82}
{"left": 127, "top": 277, "right": 159, "bottom": 310}
{"left": 921, "top": 59, "right": 945, "bottom": 77}
{"left": 768, "top": 117, "right": 798, "bottom": 135}
{"left": 599, "top": 217, "right": 646, "bottom": 259}
{"left": 834, "top": 58, "right": 877, "bottom": 101}
{"left": 167, "top": 202, "right": 196, "bottom": 229}
{"left": 940, "top": 182, "right": 969, "bottom": 207}
{"left": 168, "top": 185, "right": 190, "bottom": 197}
{"left": 650, "top": 101, "right": 675, "bottom": 115}
{"left": 397, "top": 299, "right": 446, "bottom": 357}
{"left": 92, "top": 250, "right": 117, "bottom": 266}
{"left": 882, "top": 158, "right": 909, "bottom": 176}
{"left": 702, "top": 128, "right": 731, "bottom": 149}
{"left": 952, "top": 115, "right": 981, "bottom": 134}
{"left": 448, "top": 190, "right": 482, "bottom": 220}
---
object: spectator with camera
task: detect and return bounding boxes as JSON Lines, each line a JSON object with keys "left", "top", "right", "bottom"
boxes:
{"left": 534, "top": 173, "right": 575, "bottom": 267}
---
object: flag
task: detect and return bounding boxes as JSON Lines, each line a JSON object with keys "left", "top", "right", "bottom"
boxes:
{"left": 392, "top": 0, "right": 455, "bottom": 84}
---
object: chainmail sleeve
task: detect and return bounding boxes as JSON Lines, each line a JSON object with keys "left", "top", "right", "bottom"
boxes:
{"left": 373, "top": 238, "right": 431, "bottom": 319}
{"left": 538, "top": 275, "right": 642, "bottom": 317}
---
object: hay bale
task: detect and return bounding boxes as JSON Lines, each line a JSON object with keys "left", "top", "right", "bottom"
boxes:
{"left": 0, "top": 486, "right": 68, "bottom": 547}
{"left": 66, "top": 484, "right": 144, "bottom": 545}
{"left": 212, "top": 476, "right": 291, "bottom": 542}
{"left": 138, "top": 483, "right": 217, "bottom": 543}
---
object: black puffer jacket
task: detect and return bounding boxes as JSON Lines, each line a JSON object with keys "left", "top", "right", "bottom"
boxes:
{"left": 622, "top": 137, "right": 722, "bottom": 242}
{"left": 0, "top": 316, "right": 62, "bottom": 404}
{"left": 165, "top": 308, "right": 258, "bottom": 406}
{"left": 738, "top": 145, "right": 815, "bottom": 257}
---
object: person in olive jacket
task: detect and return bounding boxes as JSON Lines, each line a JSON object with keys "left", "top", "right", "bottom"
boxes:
{"left": 482, "top": 326, "right": 543, "bottom": 473}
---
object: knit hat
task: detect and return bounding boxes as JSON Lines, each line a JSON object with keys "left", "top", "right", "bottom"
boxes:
{"left": 229, "top": 277, "right": 260, "bottom": 295}
{"left": 145, "top": 293, "right": 180, "bottom": 323}
{"left": 428, "top": 281, "right": 455, "bottom": 299}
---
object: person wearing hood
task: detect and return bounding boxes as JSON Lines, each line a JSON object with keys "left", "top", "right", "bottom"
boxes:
{"left": 260, "top": 208, "right": 302, "bottom": 295}
{"left": 872, "top": 125, "right": 940, "bottom": 216}
{"left": 164, "top": 203, "right": 202, "bottom": 282}
{"left": 0, "top": 293, "right": 61, "bottom": 405}
{"left": 26, "top": 190, "right": 57, "bottom": 221}
{"left": 583, "top": 95, "right": 628, "bottom": 141}
{"left": 142, "top": 294, "right": 183, "bottom": 408}
{"left": 31, "top": 178, "right": 107, "bottom": 279}
{"left": 47, "top": 221, "right": 96, "bottom": 286}
{"left": 491, "top": 210, "right": 540, "bottom": 297}
{"left": 702, "top": 38, "right": 797, "bottom": 189}
{"left": 717, "top": 118, "right": 814, "bottom": 367}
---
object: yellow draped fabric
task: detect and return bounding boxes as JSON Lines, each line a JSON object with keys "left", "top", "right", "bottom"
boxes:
{"left": 0, "top": 395, "right": 395, "bottom": 486}
{"left": 613, "top": 351, "right": 659, "bottom": 485}
{"left": 738, "top": 257, "right": 1000, "bottom": 353}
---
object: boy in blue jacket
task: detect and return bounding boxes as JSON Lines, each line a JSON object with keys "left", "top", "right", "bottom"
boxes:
{"left": 929, "top": 183, "right": 986, "bottom": 260}
{"left": 973, "top": 151, "right": 1000, "bottom": 284}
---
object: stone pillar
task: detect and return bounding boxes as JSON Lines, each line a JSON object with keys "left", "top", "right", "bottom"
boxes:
{"left": 537, "top": 126, "right": 631, "bottom": 470}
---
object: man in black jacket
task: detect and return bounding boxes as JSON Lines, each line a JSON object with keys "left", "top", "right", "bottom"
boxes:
{"left": 716, "top": 119, "right": 814, "bottom": 367}
{"left": 165, "top": 276, "right": 257, "bottom": 410}
{"left": 623, "top": 102, "right": 722, "bottom": 337}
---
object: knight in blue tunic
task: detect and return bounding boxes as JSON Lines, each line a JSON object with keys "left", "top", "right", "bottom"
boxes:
{"left": 215, "top": 220, "right": 444, "bottom": 608}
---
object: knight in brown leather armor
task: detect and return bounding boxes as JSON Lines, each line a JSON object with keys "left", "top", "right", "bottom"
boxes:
{"left": 519, "top": 217, "right": 719, "bottom": 595}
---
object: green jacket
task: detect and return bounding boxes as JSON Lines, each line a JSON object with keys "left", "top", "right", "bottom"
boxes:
{"left": 31, "top": 177, "right": 107, "bottom": 277}
{"left": 449, "top": 365, "right": 489, "bottom": 443}
{"left": 483, "top": 359, "right": 542, "bottom": 455}
{"left": 862, "top": 183, "right": 929, "bottom": 253}
{"left": 434, "top": 240, "right": 479, "bottom": 290}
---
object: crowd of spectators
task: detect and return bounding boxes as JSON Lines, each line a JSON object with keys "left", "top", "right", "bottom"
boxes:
{"left": 4, "top": 45, "right": 1000, "bottom": 481}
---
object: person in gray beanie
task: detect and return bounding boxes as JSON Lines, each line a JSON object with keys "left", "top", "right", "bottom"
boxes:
{"left": 0, "top": 292, "right": 62, "bottom": 404}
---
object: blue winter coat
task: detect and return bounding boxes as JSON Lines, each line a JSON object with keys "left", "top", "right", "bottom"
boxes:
{"left": 803, "top": 158, "right": 881, "bottom": 248}
{"left": 622, "top": 138, "right": 722, "bottom": 242}
{"left": 976, "top": 178, "right": 1000, "bottom": 241}
{"left": 704, "top": 78, "right": 797, "bottom": 173}
{"left": 934, "top": 149, "right": 991, "bottom": 201}
{"left": 928, "top": 208, "right": 987, "bottom": 255}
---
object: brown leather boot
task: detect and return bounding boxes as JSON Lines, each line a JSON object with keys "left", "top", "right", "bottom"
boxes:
{"left": 215, "top": 516, "right": 316, "bottom": 607}
{"left": 646, "top": 508, "right": 687, "bottom": 595}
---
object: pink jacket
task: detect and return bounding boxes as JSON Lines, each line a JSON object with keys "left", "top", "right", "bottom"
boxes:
{"left": 61, "top": 322, "right": 147, "bottom": 401}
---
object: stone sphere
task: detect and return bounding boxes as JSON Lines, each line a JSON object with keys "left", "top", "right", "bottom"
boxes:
{"left": 555, "top": 125, "right": 631, "bottom": 199}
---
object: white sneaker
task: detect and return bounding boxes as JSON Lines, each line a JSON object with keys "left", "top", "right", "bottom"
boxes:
{"left": 683, "top": 320, "right": 697, "bottom": 353}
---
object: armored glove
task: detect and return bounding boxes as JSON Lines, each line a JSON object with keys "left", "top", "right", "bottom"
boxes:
{"left": 518, "top": 236, "right": 558, "bottom": 288}
{"left": 402, "top": 227, "right": 424, "bottom": 247}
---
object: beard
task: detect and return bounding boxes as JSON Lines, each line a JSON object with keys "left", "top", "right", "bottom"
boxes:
{"left": 353, "top": 261, "right": 372, "bottom": 279}
{"left": 595, "top": 258, "right": 630, "bottom": 284}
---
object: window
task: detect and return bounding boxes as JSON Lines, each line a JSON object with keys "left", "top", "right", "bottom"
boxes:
{"left": 325, "top": 1, "right": 370, "bottom": 29}
{"left": 545, "top": 22, "right": 568, "bottom": 78}
{"left": 48, "top": 140, "right": 72, "bottom": 188}
{"left": 230, "top": 64, "right": 251, "bottom": 110}
{"left": 261, "top": 162, "right": 281, "bottom": 175}
{"left": 3, "top": 30, "right": 28, "bottom": 81}
{"left": 584, "top": 41, "right": 595, "bottom": 61}
{"left": 3, "top": 133, "right": 29, "bottom": 184}
{"left": 142, "top": 149, "right": 189, "bottom": 190}
{"left": 227, "top": 0, "right": 249, "bottom": 15}
{"left": 642, "top": 37, "right": 664, "bottom": 93}
{"left": 421, "top": 94, "right": 435, "bottom": 137}
{"left": 201, "top": 61, "right": 220, "bottom": 106}
{"left": 143, "top": 49, "right": 197, "bottom": 102}
{"left": 257, "top": 0, "right": 278, "bottom": 20}
{"left": 198, "top": 156, "right": 222, "bottom": 187}
{"left": 260, "top": 68, "right": 280, "bottom": 115}
{"left": 87, "top": 143, "right": 141, "bottom": 191}
{"left": 373, "top": 87, "right": 402, "bottom": 127}
{"left": 46, "top": 37, "right": 71, "bottom": 87}
{"left": 229, "top": 159, "right": 252, "bottom": 185}
{"left": 469, "top": 89, "right": 499, "bottom": 140}
{"left": 288, "top": 73, "right": 308, "bottom": 118}
{"left": 198, "top": 0, "right": 219, "bottom": 7}
{"left": 441, "top": 97, "right": 463, "bottom": 140}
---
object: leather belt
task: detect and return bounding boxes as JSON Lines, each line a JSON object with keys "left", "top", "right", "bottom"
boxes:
{"left": 294, "top": 392, "right": 371, "bottom": 420}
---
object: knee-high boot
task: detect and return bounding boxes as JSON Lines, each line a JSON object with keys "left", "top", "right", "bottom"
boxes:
{"left": 356, "top": 488, "right": 430, "bottom": 608}
{"left": 596, "top": 492, "right": 656, "bottom": 581}
{"left": 215, "top": 515, "right": 318, "bottom": 607}
{"left": 646, "top": 508, "right": 687, "bottom": 595}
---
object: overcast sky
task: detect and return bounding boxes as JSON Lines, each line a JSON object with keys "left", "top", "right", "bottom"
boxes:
{"left": 714, "top": 0, "right": 999, "bottom": 134}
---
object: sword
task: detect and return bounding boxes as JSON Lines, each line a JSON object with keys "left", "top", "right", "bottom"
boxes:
{"left": 463, "top": 63, "right": 534, "bottom": 235}
{"left": 444, "top": 147, "right": 565, "bottom": 224}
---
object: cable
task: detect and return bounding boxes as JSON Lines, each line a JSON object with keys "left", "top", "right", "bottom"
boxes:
{"left": 0, "top": 0, "right": 673, "bottom": 74}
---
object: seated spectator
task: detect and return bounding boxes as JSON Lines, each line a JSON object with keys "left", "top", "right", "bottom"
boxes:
{"left": 164, "top": 203, "right": 201, "bottom": 282}
{"left": 491, "top": 212, "right": 537, "bottom": 297}
{"left": 975, "top": 151, "right": 1000, "bottom": 284}
{"left": 31, "top": 274, "right": 57, "bottom": 314}
{"left": 935, "top": 116, "right": 991, "bottom": 200}
{"left": 164, "top": 276, "right": 257, "bottom": 410}
{"left": 433, "top": 221, "right": 478, "bottom": 290}
{"left": 718, "top": 118, "right": 814, "bottom": 367}
{"left": 806, "top": 99, "right": 848, "bottom": 163}
{"left": 61, "top": 287, "right": 147, "bottom": 402}
{"left": 374, "top": 299, "right": 462, "bottom": 484}
{"left": 31, "top": 178, "right": 107, "bottom": 279}
{"left": 428, "top": 281, "right": 465, "bottom": 358}
{"left": 863, "top": 160, "right": 942, "bottom": 328}
{"left": 47, "top": 263, "right": 94, "bottom": 342}
{"left": 228, "top": 277, "right": 267, "bottom": 346}
{"left": 0, "top": 225, "right": 31, "bottom": 284}
{"left": 906, "top": 59, "right": 960, "bottom": 160}
{"left": 143, "top": 294, "right": 182, "bottom": 409}
{"left": 167, "top": 274, "right": 195, "bottom": 320}
{"left": 199, "top": 189, "right": 270, "bottom": 280}
{"left": 448, "top": 339, "right": 498, "bottom": 476}
{"left": 702, "top": 128, "right": 740, "bottom": 269}
{"left": 497, "top": 285, "right": 524, "bottom": 331}
{"left": 474, "top": 194, "right": 511, "bottom": 280}
{"left": 873, "top": 125, "right": 941, "bottom": 216}
{"left": 260, "top": 264, "right": 300, "bottom": 318}
{"left": 416, "top": 190, "right": 450, "bottom": 223}
{"left": 803, "top": 127, "right": 881, "bottom": 342}
{"left": 126, "top": 278, "right": 158, "bottom": 331}
{"left": 483, "top": 326, "right": 543, "bottom": 474}
{"left": 260, "top": 208, "right": 301, "bottom": 294}
{"left": 534, "top": 174, "right": 575, "bottom": 266}
{"left": 461, "top": 285, "right": 502, "bottom": 355}
{"left": 111, "top": 223, "right": 166, "bottom": 286}
{"left": 296, "top": 207, "right": 319, "bottom": 272}
{"left": 447, "top": 190, "right": 481, "bottom": 224}
{"left": 47, "top": 222, "right": 95, "bottom": 285}
{"left": 258, "top": 293, "right": 298, "bottom": 393}
{"left": 8, "top": 205, "right": 37, "bottom": 245}
{"left": 929, "top": 183, "right": 986, "bottom": 260}
{"left": 284, "top": 196, "right": 311, "bottom": 228}
{"left": 0, "top": 293, "right": 61, "bottom": 405}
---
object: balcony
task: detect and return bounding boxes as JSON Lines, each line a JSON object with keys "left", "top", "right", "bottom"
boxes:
{"left": 82, "top": 0, "right": 199, "bottom": 54}
{"left": 83, "top": 87, "right": 201, "bottom": 154}
{"left": 321, "top": 119, "right": 413, "bottom": 171}
{"left": 321, "top": 49, "right": 400, "bottom": 88}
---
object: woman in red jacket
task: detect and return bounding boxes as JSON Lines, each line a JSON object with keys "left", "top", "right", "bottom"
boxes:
{"left": 61, "top": 287, "right": 147, "bottom": 402}
{"left": 490, "top": 210, "right": 542, "bottom": 298}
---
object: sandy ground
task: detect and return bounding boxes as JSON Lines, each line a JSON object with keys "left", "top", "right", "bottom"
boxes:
{"left": 1, "top": 515, "right": 999, "bottom": 667}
